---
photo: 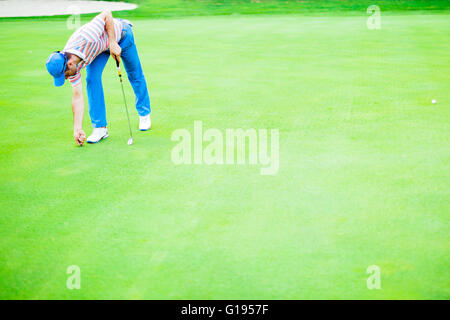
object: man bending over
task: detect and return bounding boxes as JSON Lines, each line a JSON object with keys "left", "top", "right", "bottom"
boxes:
{"left": 45, "top": 10, "right": 151, "bottom": 145}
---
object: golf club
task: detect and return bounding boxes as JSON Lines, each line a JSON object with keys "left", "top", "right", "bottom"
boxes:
{"left": 115, "top": 58, "right": 133, "bottom": 146}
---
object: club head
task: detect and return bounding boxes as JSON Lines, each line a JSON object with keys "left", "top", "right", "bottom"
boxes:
{"left": 127, "top": 137, "right": 133, "bottom": 146}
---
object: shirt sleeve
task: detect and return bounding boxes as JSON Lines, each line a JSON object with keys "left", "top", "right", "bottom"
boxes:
{"left": 69, "top": 72, "right": 82, "bottom": 87}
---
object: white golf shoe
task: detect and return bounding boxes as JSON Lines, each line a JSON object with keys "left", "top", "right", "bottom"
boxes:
{"left": 139, "top": 114, "right": 151, "bottom": 131}
{"left": 87, "top": 127, "right": 109, "bottom": 144}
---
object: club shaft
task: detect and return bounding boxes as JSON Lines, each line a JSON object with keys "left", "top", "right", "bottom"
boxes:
{"left": 115, "top": 58, "right": 133, "bottom": 141}
{"left": 119, "top": 76, "right": 133, "bottom": 139}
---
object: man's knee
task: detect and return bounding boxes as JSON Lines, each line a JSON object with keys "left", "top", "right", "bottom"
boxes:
{"left": 125, "top": 68, "right": 144, "bottom": 82}
{"left": 86, "top": 73, "right": 102, "bottom": 87}
{"left": 126, "top": 68, "right": 147, "bottom": 83}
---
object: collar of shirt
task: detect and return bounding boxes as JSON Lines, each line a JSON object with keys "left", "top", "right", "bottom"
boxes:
{"left": 64, "top": 49, "right": 86, "bottom": 61}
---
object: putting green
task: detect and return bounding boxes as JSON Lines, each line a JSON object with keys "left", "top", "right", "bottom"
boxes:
{"left": 0, "top": 12, "right": 448, "bottom": 299}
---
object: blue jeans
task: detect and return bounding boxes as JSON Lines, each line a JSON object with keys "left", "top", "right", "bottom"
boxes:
{"left": 86, "top": 22, "right": 151, "bottom": 128}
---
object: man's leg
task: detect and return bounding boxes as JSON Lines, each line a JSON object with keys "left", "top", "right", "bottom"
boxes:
{"left": 119, "top": 25, "right": 151, "bottom": 117}
{"left": 86, "top": 51, "right": 110, "bottom": 128}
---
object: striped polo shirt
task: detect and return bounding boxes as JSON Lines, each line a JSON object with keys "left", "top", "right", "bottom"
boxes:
{"left": 64, "top": 16, "right": 123, "bottom": 86}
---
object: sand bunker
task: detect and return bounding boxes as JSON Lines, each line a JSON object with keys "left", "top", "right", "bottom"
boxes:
{"left": 0, "top": 0, "right": 137, "bottom": 17}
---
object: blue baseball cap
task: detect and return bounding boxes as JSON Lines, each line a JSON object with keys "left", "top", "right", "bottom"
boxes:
{"left": 46, "top": 52, "right": 67, "bottom": 87}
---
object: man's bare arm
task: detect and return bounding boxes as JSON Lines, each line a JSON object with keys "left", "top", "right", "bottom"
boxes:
{"left": 72, "top": 83, "right": 86, "bottom": 146}
{"left": 98, "top": 10, "right": 122, "bottom": 62}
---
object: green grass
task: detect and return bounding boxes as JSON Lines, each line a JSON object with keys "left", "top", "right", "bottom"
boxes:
{"left": 115, "top": 0, "right": 450, "bottom": 18}
{"left": 0, "top": 4, "right": 449, "bottom": 299}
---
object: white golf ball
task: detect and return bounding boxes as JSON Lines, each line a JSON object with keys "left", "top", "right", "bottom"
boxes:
{"left": 432, "top": 99, "right": 436, "bottom": 104}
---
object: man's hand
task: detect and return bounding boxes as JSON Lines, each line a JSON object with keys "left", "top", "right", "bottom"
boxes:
{"left": 74, "top": 129, "right": 86, "bottom": 146}
{"left": 109, "top": 40, "right": 122, "bottom": 63}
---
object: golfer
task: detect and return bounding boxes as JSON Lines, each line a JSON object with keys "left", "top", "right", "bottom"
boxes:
{"left": 45, "top": 10, "right": 151, "bottom": 145}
